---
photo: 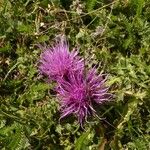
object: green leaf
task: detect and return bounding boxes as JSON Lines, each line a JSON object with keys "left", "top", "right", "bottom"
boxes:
{"left": 75, "top": 130, "right": 90, "bottom": 150}
{"left": 37, "top": 35, "right": 49, "bottom": 42}
{"left": 86, "top": 0, "right": 97, "bottom": 12}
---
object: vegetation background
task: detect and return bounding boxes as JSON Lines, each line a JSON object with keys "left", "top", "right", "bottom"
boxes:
{"left": 0, "top": 0, "right": 150, "bottom": 149}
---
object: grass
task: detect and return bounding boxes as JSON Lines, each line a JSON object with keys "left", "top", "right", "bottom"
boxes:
{"left": 0, "top": 0, "right": 150, "bottom": 149}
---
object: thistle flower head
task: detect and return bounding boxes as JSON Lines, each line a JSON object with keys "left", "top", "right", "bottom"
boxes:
{"left": 38, "top": 38, "right": 83, "bottom": 81}
{"left": 57, "top": 68, "right": 112, "bottom": 125}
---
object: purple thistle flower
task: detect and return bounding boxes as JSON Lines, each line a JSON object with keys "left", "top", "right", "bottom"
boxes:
{"left": 57, "top": 68, "right": 112, "bottom": 125}
{"left": 38, "top": 38, "right": 83, "bottom": 81}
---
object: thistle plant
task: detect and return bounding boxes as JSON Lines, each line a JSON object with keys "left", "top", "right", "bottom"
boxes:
{"left": 39, "top": 36, "right": 112, "bottom": 125}
{"left": 39, "top": 38, "right": 84, "bottom": 81}
{"left": 57, "top": 69, "right": 112, "bottom": 125}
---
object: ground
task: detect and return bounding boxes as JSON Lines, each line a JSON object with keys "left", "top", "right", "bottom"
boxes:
{"left": 0, "top": 0, "right": 150, "bottom": 149}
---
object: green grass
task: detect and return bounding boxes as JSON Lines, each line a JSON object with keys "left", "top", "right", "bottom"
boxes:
{"left": 0, "top": 0, "right": 150, "bottom": 149}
